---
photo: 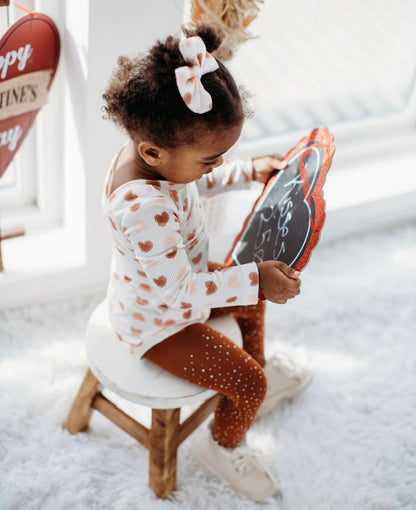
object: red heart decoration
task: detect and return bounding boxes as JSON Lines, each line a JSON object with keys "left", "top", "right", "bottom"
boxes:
{"left": 0, "top": 13, "right": 60, "bottom": 177}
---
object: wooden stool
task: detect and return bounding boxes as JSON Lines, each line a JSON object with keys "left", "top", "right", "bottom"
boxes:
{"left": 64, "top": 300, "right": 242, "bottom": 499}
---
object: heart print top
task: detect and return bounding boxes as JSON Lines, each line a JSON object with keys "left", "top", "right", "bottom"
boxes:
{"left": 102, "top": 157, "right": 259, "bottom": 359}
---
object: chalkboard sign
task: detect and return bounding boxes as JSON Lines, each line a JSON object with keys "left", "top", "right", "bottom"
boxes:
{"left": 225, "top": 127, "right": 335, "bottom": 271}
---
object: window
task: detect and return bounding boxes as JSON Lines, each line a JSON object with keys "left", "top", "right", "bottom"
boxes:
{"left": 0, "top": 0, "right": 63, "bottom": 229}
{"left": 187, "top": 0, "right": 416, "bottom": 256}
{"left": 0, "top": 0, "right": 185, "bottom": 309}
{"left": 226, "top": 1, "right": 416, "bottom": 142}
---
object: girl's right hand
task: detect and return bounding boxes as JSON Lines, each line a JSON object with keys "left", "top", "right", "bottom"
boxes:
{"left": 257, "top": 260, "right": 301, "bottom": 304}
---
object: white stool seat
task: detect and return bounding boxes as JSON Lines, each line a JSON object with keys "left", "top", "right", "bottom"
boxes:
{"left": 86, "top": 301, "right": 243, "bottom": 409}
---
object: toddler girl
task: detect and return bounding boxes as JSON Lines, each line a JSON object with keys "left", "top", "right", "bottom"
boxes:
{"left": 102, "top": 24, "right": 310, "bottom": 502}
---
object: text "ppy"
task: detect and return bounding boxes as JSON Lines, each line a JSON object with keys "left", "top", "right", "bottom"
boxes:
{"left": 0, "top": 44, "right": 33, "bottom": 80}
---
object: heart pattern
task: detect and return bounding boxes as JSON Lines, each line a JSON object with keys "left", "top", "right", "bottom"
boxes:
{"left": 205, "top": 280, "right": 217, "bottom": 295}
{"left": 249, "top": 272, "right": 259, "bottom": 286}
{"left": 124, "top": 190, "right": 138, "bottom": 201}
{"left": 103, "top": 160, "right": 261, "bottom": 356}
{"left": 138, "top": 240, "right": 153, "bottom": 252}
{"left": 154, "top": 211, "right": 169, "bottom": 226}
{"left": 153, "top": 275, "right": 167, "bottom": 288}
{"left": 0, "top": 14, "right": 60, "bottom": 178}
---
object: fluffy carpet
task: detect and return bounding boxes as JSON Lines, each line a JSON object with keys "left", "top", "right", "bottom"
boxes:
{"left": 1, "top": 224, "right": 415, "bottom": 510}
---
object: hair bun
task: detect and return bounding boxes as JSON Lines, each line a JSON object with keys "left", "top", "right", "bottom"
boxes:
{"left": 183, "top": 23, "right": 223, "bottom": 54}
{"left": 148, "top": 36, "right": 182, "bottom": 83}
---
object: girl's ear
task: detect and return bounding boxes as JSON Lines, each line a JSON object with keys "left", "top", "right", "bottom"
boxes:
{"left": 137, "top": 142, "right": 164, "bottom": 166}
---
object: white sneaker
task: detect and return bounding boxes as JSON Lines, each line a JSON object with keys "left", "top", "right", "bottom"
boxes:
{"left": 192, "top": 432, "right": 280, "bottom": 502}
{"left": 256, "top": 355, "right": 312, "bottom": 418}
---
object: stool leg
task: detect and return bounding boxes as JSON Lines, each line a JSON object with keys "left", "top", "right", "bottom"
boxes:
{"left": 149, "top": 408, "right": 180, "bottom": 498}
{"left": 64, "top": 368, "right": 101, "bottom": 434}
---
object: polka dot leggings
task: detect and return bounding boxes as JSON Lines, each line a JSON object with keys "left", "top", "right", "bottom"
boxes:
{"left": 144, "top": 299, "right": 267, "bottom": 448}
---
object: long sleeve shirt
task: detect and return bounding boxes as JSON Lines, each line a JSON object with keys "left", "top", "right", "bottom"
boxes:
{"left": 102, "top": 158, "right": 259, "bottom": 358}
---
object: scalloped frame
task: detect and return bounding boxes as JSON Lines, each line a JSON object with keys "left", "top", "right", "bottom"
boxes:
{"left": 225, "top": 126, "right": 335, "bottom": 270}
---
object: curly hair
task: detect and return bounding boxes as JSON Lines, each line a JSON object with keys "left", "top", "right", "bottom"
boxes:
{"left": 102, "top": 24, "right": 247, "bottom": 148}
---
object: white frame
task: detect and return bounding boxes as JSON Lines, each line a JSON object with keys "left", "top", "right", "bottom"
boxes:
{"left": 0, "top": 133, "right": 37, "bottom": 211}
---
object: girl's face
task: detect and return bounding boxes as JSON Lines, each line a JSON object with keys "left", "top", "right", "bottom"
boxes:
{"left": 155, "top": 122, "right": 243, "bottom": 184}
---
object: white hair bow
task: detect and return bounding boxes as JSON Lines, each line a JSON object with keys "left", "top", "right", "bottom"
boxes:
{"left": 175, "top": 36, "right": 219, "bottom": 114}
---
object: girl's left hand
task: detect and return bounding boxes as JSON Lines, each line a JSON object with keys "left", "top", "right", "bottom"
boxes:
{"left": 252, "top": 154, "right": 287, "bottom": 184}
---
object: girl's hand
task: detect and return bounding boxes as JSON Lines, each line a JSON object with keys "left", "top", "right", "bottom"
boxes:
{"left": 257, "top": 260, "right": 301, "bottom": 304}
{"left": 252, "top": 154, "right": 287, "bottom": 184}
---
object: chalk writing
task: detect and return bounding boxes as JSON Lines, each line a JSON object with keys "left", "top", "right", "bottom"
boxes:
{"left": 272, "top": 176, "right": 303, "bottom": 261}
{"left": 231, "top": 143, "right": 322, "bottom": 267}
{"left": 226, "top": 127, "right": 334, "bottom": 271}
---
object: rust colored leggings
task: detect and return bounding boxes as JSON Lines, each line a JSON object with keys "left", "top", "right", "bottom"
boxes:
{"left": 144, "top": 299, "right": 267, "bottom": 448}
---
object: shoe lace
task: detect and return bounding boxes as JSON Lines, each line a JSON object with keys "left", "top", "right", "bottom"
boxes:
{"left": 270, "top": 353, "right": 299, "bottom": 377}
{"left": 230, "top": 446, "right": 260, "bottom": 474}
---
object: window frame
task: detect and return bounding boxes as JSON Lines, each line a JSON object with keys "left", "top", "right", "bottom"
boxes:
{"left": 0, "top": 0, "right": 64, "bottom": 229}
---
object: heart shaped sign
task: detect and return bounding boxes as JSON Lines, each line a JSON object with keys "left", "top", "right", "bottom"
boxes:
{"left": 226, "top": 127, "right": 335, "bottom": 271}
{"left": 0, "top": 13, "right": 60, "bottom": 177}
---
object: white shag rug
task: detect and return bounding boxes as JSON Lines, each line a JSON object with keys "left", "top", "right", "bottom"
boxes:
{"left": 1, "top": 224, "right": 416, "bottom": 510}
